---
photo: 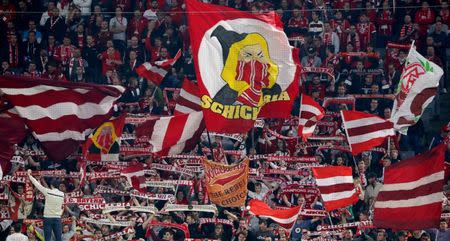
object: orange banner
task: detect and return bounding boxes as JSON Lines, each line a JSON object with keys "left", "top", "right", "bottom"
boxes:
{"left": 203, "top": 158, "right": 249, "bottom": 207}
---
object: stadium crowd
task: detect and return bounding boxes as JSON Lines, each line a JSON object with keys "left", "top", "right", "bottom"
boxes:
{"left": 0, "top": 0, "right": 449, "bottom": 241}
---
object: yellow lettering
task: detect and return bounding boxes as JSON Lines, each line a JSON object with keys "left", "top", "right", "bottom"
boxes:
{"left": 240, "top": 105, "right": 252, "bottom": 120}
{"left": 234, "top": 105, "right": 240, "bottom": 119}
{"left": 222, "top": 104, "right": 235, "bottom": 119}
{"left": 211, "top": 101, "right": 223, "bottom": 113}
{"left": 201, "top": 95, "right": 212, "bottom": 109}
{"left": 279, "top": 91, "right": 290, "bottom": 101}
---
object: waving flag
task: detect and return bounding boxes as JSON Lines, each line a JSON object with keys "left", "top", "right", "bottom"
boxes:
{"left": 203, "top": 158, "right": 249, "bottom": 207}
{"left": 298, "top": 95, "right": 325, "bottom": 141}
{"left": 84, "top": 114, "right": 126, "bottom": 161}
{"left": 136, "top": 111, "right": 205, "bottom": 155}
{"left": 0, "top": 75, "right": 124, "bottom": 161}
{"left": 136, "top": 49, "right": 182, "bottom": 86}
{"left": 373, "top": 144, "right": 446, "bottom": 229}
{"left": 186, "top": 0, "right": 300, "bottom": 133}
{"left": 391, "top": 46, "right": 443, "bottom": 134}
{"left": 0, "top": 112, "right": 27, "bottom": 178}
{"left": 174, "top": 79, "right": 202, "bottom": 115}
{"left": 248, "top": 199, "right": 302, "bottom": 230}
{"left": 341, "top": 110, "right": 395, "bottom": 155}
{"left": 312, "top": 166, "right": 359, "bottom": 211}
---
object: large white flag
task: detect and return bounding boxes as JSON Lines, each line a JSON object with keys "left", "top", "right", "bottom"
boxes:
{"left": 390, "top": 46, "right": 443, "bottom": 134}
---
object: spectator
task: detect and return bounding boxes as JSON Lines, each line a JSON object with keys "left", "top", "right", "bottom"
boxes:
{"left": 109, "top": 7, "right": 128, "bottom": 53}
{"left": 6, "top": 223, "right": 28, "bottom": 241}
{"left": 27, "top": 170, "right": 65, "bottom": 241}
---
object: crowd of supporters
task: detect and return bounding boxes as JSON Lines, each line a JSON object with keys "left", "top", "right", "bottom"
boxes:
{"left": 0, "top": 0, "right": 450, "bottom": 241}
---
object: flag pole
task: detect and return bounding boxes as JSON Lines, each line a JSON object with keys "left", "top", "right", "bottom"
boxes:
{"left": 206, "top": 130, "right": 215, "bottom": 161}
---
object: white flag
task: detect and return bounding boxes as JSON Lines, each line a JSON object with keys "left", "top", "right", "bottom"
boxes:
{"left": 390, "top": 46, "right": 443, "bottom": 134}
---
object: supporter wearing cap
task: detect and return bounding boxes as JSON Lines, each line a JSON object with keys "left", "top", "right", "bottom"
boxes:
{"left": 301, "top": 47, "right": 322, "bottom": 68}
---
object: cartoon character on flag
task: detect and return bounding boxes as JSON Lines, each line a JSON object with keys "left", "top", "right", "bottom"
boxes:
{"left": 211, "top": 25, "right": 281, "bottom": 107}
{"left": 84, "top": 115, "right": 125, "bottom": 161}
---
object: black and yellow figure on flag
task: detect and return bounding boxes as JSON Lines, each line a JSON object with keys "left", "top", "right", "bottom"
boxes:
{"left": 211, "top": 26, "right": 282, "bottom": 108}
{"left": 84, "top": 115, "right": 125, "bottom": 161}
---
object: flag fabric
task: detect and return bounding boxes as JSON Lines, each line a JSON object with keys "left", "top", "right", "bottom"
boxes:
{"left": 0, "top": 112, "right": 27, "bottom": 179}
{"left": 248, "top": 199, "right": 301, "bottom": 230}
{"left": 391, "top": 46, "right": 444, "bottom": 134}
{"left": 0, "top": 76, "right": 124, "bottom": 161}
{"left": 341, "top": 110, "right": 395, "bottom": 155}
{"left": 83, "top": 114, "right": 126, "bottom": 161}
{"left": 298, "top": 94, "right": 325, "bottom": 141}
{"left": 174, "top": 78, "right": 202, "bottom": 115}
{"left": 373, "top": 144, "right": 446, "bottom": 229}
{"left": 186, "top": 0, "right": 301, "bottom": 133}
{"left": 155, "top": 49, "right": 182, "bottom": 67}
{"left": 136, "top": 49, "right": 182, "bottom": 86}
{"left": 311, "top": 166, "right": 359, "bottom": 211}
{"left": 120, "top": 162, "right": 146, "bottom": 191}
{"left": 136, "top": 62, "right": 168, "bottom": 86}
{"left": 135, "top": 111, "right": 205, "bottom": 155}
{"left": 203, "top": 158, "right": 249, "bottom": 207}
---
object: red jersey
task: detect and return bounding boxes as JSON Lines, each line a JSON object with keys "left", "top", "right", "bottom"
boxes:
{"left": 330, "top": 18, "right": 350, "bottom": 46}
{"left": 127, "top": 17, "right": 148, "bottom": 38}
{"left": 415, "top": 9, "right": 435, "bottom": 35}
{"left": 356, "top": 22, "right": 376, "bottom": 50}
{"left": 287, "top": 17, "right": 309, "bottom": 37}
{"left": 54, "top": 44, "right": 76, "bottom": 65}
{"left": 101, "top": 51, "right": 121, "bottom": 75}
{"left": 377, "top": 10, "right": 395, "bottom": 36}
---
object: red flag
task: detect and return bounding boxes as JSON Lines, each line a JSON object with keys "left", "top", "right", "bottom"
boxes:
{"left": 248, "top": 199, "right": 301, "bottom": 230}
{"left": 186, "top": 0, "right": 300, "bottom": 133}
{"left": 174, "top": 78, "right": 202, "bottom": 115}
{"left": 341, "top": 110, "right": 395, "bottom": 155}
{"left": 312, "top": 166, "right": 359, "bottom": 211}
{"left": 0, "top": 75, "right": 124, "bottom": 161}
{"left": 0, "top": 112, "right": 27, "bottom": 178}
{"left": 298, "top": 95, "right": 325, "bottom": 141}
{"left": 136, "top": 111, "right": 205, "bottom": 155}
{"left": 373, "top": 144, "right": 446, "bottom": 230}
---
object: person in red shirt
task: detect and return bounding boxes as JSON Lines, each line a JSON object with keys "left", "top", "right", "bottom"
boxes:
{"left": 356, "top": 13, "right": 376, "bottom": 51}
{"left": 286, "top": 7, "right": 308, "bottom": 38}
{"left": 167, "top": 0, "right": 183, "bottom": 26}
{"left": 43, "top": 61, "right": 68, "bottom": 82}
{"left": 377, "top": 1, "right": 395, "bottom": 47}
{"left": 53, "top": 35, "right": 76, "bottom": 72}
{"left": 304, "top": 75, "right": 326, "bottom": 101}
{"left": 146, "top": 37, "right": 162, "bottom": 63}
{"left": 365, "top": 2, "right": 377, "bottom": 23}
{"left": 330, "top": 10, "right": 350, "bottom": 48}
{"left": 99, "top": 46, "right": 122, "bottom": 75}
{"left": 127, "top": 9, "right": 148, "bottom": 39}
{"left": 415, "top": 1, "right": 436, "bottom": 36}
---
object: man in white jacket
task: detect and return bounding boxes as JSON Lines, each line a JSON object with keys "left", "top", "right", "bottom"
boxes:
{"left": 27, "top": 169, "right": 65, "bottom": 241}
